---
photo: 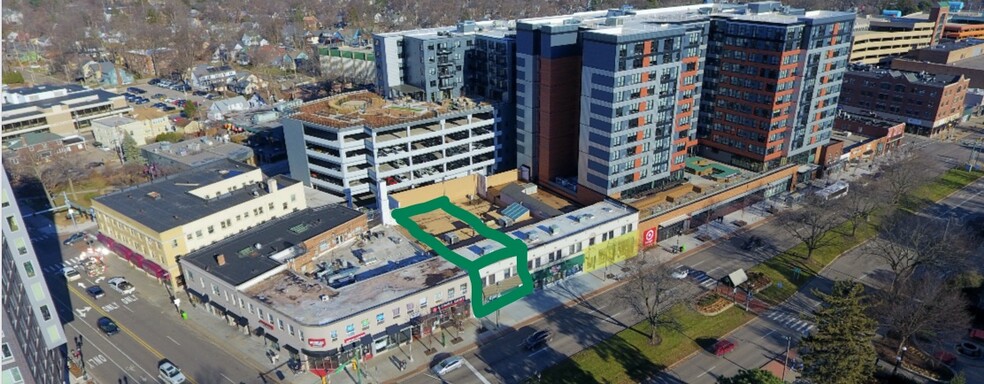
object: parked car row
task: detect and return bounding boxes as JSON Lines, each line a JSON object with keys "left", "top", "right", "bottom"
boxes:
{"left": 123, "top": 92, "right": 150, "bottom": 105}
{"left": 150, "top": 78, "right": 191, "bottom": 92}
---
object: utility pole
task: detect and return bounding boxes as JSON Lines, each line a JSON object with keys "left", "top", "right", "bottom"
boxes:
{"left": 781, "top": 335, "right": 791, "bottom": 381}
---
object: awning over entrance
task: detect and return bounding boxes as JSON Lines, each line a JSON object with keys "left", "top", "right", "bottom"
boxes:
{"left": 187, "top": 289, "right": 210, "bottom": 304}
{"left": 141, "top": 259, "right": 169, "bottom": 279}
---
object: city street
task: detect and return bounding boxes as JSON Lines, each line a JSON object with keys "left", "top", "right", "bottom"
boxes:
{"left": 26, "top": 213, "right": 281, "bottom": 384}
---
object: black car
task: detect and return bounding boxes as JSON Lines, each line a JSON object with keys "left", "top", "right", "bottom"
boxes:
{"left": 86, "top": 285, "right": 105, "bottom": 299}
{"left": 524, "top": 330, "right": 552, "bottom": 350}
{"left": 97, "top": 317, "right": 120, "bottom": 335}
{"left": 193, "top": 90, "right": 208, "bottom": 97}
{"left": 63, "top": 232, "right": 86, "bottom": 246}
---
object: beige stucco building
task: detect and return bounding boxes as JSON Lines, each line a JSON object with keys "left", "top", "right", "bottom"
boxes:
{"left": 91, "top": 159, "right": 308, "bottom": 288}
{"left": 92, "top": 114, "right": 175, "bottom": 146}
{"left": 849, "top": 5, "right": 948, "bottom": 65}
{"left": 1, "top": 84, "right": 132, "bottom": 143}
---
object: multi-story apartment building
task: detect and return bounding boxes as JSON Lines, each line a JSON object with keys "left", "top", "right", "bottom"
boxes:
{"left": 699, "top": 4, "right": 855, "bottom": 171}
{"left": 373, "top": 21, "right": 518, "bottom": 170}
{"left": 91, "top": 159, "right": 308, "bottom": 288}
{"left": 283, "top": 91, "right": 501, "bottom": 215}
{"left": 849, "top": 4, "right": 948, "bottom": 64}
{"left": 1, "top": 84, "right": 132, "bottom": 142}
{"left": 840, "top": 64, "right": 969, "bottom": 137}
{"left": 2, "top": 168, "right": 68, "bottom": 384}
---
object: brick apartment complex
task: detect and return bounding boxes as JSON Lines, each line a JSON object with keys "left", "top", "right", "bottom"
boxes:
{"left": 840, "top": 64, "right": 969, "bottom": 137}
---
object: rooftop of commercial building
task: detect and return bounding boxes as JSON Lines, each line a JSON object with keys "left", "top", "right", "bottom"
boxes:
{"left": 242, "top": 226, "right": 463, "bottom": 326}
{"left": 1, "top": 87, "right": 124, "bottom": 114}
{"left": 919, "top": 38, "right": 984, "bottom": 52}
{"left": 290, "top": 91, "right": 491, "bottom": 130}
{"left": 182, "top": 205, "right": 364, "bottom": 286}
{"left": 831, "top": 130, "right": 876, "bottom": 150}
{"left": 836, "top": 112, "right": 902, "bottom": 129}
{"left": 94, "top": 159, "right": 299, "bottom": 232}
{"left": 3, "top": 83, "right": 86, "bottom": 96}
{"left": 456, "top": 199, "right": 636, "bottom": 262}
{"left": 847, "top": 63, "right": 965, "bottom": 85}
{"left": 92, "top": 115, "right": 136, "bottom": 127}
{"left": 142, "top": 136, "right": 254, "bottom": 168}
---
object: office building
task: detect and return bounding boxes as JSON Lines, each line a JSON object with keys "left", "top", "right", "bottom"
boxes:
{"left": 141, "top": 136, "right": 256, "bottom": 170}
{"left": 91, "top": 159, "right": 308, "bottom": 288}
{"left": 891, "top": 38, "right": 984, "bottom": 88}
{"left": 2, "top": 168, "right": 68, "bottom": 384}
{"left": 840, "top": 64, "right": 968, "bottom": 136}
{"left": 849, "top": 5, "right": 948, "bottom": 64}
{"left": 91, "top": 114, "right": 175, "bottom": 147}
{"left": 1, "top": 84, "right": 132, "bottom": 142}
{"left": 283, "top": 91, "right": 500, "bottom": 211}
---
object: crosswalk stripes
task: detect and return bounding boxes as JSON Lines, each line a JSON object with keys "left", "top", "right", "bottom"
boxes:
{"left": 763, "top": 310, "right": 815, "bottom": 334}
{"left": 42, "top": 257, "right": 84, "bottom": 275}
{"left": 690, "top": 272, "right": 717, "bottom": 290}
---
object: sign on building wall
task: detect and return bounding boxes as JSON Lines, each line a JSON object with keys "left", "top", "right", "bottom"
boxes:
{"left": 642, "top": 227, "right": 657, "bottom": 247}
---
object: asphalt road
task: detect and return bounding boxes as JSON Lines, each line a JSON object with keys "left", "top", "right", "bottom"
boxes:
{"left": 398, "top": 131, "right": 984, "bottom": 384}
{"left": 25, "top": 213, "right": 277, "bottom": 384}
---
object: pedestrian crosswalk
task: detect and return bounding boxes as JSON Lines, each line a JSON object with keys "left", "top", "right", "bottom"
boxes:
{"left": 42, "top": 256, "right": 86, "bottom": 275}
{"left": 689, "top": 271, "right": 717, "bottom": 290}
{"left": 763, "top": 310, "right": 814, "bottom": 335}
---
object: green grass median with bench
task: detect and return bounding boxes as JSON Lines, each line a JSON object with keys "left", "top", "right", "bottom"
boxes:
{"left": 536, "top": 305, "right": 754, "bottom": 384}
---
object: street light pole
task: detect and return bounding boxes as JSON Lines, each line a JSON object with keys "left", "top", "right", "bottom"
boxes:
{"left": 781, "top": 335, "right": 791, "bottom": 381}
{"left": 892, "top": 346, "right": 908, "bottom": 377}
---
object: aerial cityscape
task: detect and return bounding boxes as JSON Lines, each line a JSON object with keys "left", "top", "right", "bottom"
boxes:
{"left": 3, "top": 0, "right": 984, "bottom": 384}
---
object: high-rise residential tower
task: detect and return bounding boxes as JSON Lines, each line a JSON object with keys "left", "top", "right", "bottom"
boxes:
{"left": 2, "top": 167, "right": 69, "bottom": 383}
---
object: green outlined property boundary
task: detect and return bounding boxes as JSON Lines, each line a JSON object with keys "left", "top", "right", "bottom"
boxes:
{"left": 391, "top": 196, "right": 532, "bottom": 318}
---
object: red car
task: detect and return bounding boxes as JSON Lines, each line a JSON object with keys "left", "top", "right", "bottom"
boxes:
{"left": 713, "top": 339, "right": 737, "bottom": 356}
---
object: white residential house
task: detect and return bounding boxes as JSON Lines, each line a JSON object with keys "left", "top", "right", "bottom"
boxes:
{"left": 228, "top": 72, "right": 267, "bottom": 95}
{"left": 189, "top": 64, "right": 237, "bottom": 92}
{"left": 207, "top": 96, "right": 248, "bottom": 120}
{"left": 241, "top": 32, "right": 268, "bottom": 47}
{"left": 91, "top": 115, "right": 175, "bottom": 147}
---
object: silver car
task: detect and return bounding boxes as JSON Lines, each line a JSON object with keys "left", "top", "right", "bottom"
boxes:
{"left": 432, "top": 356, "right": 464, "bottom": 376}
{"left": 107, "top": 277, "right": 135, "bottom": 295}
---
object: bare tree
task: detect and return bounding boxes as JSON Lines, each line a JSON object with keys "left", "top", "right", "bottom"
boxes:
{"left": 617, "top": 256, "right": 685, "bottom": 345}
{"left": 834, "top": 181, "right": 882, "bottom": 237}
{"left": 869, "top": 212, "right": 973, "bottom": 295}
{"left": 876, "top": 154, "right": 935, "bottom": 206}
{"left": 874, "top": 273, "right": 972, "bottom": 356}
{"left": 777, "top": 195, "right": 842, "bottom": 260}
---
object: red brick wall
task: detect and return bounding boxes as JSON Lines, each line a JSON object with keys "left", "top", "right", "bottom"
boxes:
{"left": 536, "top": 56, "right": 581, "bottom": 184}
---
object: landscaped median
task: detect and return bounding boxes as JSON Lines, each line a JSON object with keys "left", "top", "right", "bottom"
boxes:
{"left": 535, "top": 305, "right": 754, "bottom": 384}
{"left": 531, "top": 167, "right": 982, "bottom": 384}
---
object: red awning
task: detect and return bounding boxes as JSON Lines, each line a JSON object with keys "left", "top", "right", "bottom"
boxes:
{"left": 128, "top": 252, "right": 144, "bottom": 267}
{"left": 141, "top": 260, "right": 167, "bottom": 279}
{"left": 96, "top": 233, "right": 115, "bottom": 247}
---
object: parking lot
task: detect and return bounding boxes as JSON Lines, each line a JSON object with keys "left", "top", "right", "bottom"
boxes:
{"left": 124, "top": 81, "right": 216, "bottom": 115}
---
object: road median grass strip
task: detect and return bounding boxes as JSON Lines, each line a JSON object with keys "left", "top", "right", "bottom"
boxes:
{"left": 536, "top": 306, "right": 754, "bottom": 384}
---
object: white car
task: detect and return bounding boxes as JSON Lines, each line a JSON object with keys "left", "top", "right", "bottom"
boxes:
{"left": 107, "top": 277, "right": 135, "bottom": 295}
{"left": 669, "top": 266, "right": 690, "bottom": 279}
{"left": 62, "top": 267, "right": 81, "bottom": 281}
{"left": 158, "top": 361, "right": 187, "bottom": 384}
{"left": 432, "top": 356, "right": 464, "bottom": 376}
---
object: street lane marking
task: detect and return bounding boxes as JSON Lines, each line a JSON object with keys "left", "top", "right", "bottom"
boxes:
{"left": 696, "top": 365, "right": 717, "bottom": 378}
{"left": 756, "top": 329, "right": 775, "bottom": 342}
{"left": 219, "top": 373, "right": 236, "bottom": 384}
{"left": 167, "top": 336, "right": 181, "bottom": 346}
{"left": 67, "top": 285, "right": 200, "bottom": 384}
{"left": 529, "top": 347, "right": 548, "bottom": 357}
{"left": 462, "top": 358, "right": 493, "bottom": 384}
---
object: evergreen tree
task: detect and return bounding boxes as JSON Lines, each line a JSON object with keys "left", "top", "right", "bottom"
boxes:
{"left": 718, "top": 369, "right": 783, "bottom": 384}
{"left": 800, "top": 281, "right": 877, "bottom": 384}
{"left": 121, "top": 133, "right": 145, "bottom": 165}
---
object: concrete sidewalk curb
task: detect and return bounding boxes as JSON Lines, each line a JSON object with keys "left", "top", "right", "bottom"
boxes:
{"left": 179, "top": 307, "right": 284, "bottom": 383}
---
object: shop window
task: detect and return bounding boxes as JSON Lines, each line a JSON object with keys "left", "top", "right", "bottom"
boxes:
{"left": 346, "top": 324, "right": 355, "bottom": 336}
{"left": 361, "top": 319, "right": 370, "bottom": 330}
{"left": 376, "top": 313, "right": 385, "bottom": 325}
{"left": 393, "top": 307, "right": 401, "bottom": 319}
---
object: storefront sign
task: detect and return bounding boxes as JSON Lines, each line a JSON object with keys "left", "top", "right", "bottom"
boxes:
{"left": 343, "top": 332, "right": 366, "bottom": 344}
{"left": 258, "top": 319, "right": 274, "bottom": 330}
{"left": 308, "top": 338, "right": 327, "bottom": 348}
{"left": 643, "top": 228, "right": 657, "bottom": 247}
{"left": 431, "top": 297, "right": 467, "bottom": 313}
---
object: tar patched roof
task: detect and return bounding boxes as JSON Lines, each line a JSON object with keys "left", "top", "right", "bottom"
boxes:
{"left": 93, "top": 159, "right": 299, "bottom": 232}
{"left": 183, "top": 205, "right": 363, "bottom": 286}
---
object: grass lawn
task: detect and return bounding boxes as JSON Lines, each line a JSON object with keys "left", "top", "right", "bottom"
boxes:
{"left": 536, "top": 306, "right": 754, "bottom": 384}
{"left": 902, "top": 168, "right": 983, "bottom": 211}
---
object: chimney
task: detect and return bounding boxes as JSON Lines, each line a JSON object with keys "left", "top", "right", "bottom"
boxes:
{"left": 215, "top": 254, "right": 226, "bottom": 266}
{"left": 267, "top": 178, "right": 278, "bottom": 193}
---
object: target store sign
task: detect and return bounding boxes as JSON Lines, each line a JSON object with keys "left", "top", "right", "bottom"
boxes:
{"left": 642, "top": 228, "right": 657, "bottom": 247}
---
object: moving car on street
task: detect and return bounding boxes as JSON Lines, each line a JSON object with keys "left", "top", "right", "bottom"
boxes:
{"left": 63, "top": 232, "right": 86, "bottom": 246}
{"left": 107, "top": 277, "right": 135, "bottom": 295}
{"left": 158, "top": 361, "right": 187, "bottom": 384}
{"left": 86, "top": 285, "right": 105, "bottom": 299}
{"left": 525, "top": 330, "right": 553, "bottom": 350}
{"left": 97, "top": 317, "right": 119, "bottom": 335}
{"left": 62, "top": 267, "right": 81, "bottom": 281}
{"left": 432, "top": 356, "right": 464, "bottom": 376}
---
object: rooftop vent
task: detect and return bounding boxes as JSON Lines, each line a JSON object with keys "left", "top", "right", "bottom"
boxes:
{"left": 254, "top": 242, "right": 262, "bottom": 250}
{"left": 215, "top": 254, "right": 226, "bottom": 266}
{"left": 546, "top": 224, "right": 561, "bottom": 235}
